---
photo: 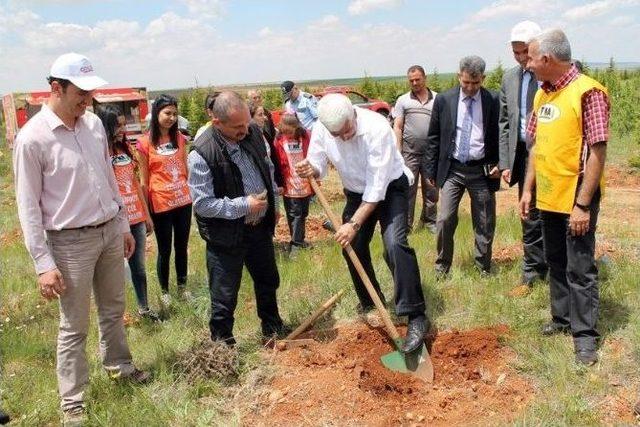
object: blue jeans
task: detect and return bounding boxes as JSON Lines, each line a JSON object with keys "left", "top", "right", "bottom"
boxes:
{"left": 128, "top": 221, "right": 149, "bottom": 309}
{"left": 283, "top": 196, "right": 311, "bottom": 246}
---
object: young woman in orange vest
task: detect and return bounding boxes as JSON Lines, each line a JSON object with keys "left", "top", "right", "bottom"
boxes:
{"left": 137, "top": 95, "right": 193, "bottom": 307}
{"left": 96, "top": 105, "right": 160, "bottom": 321}
{"left": 273, "top": 113, "right": 314, "bottom": 253}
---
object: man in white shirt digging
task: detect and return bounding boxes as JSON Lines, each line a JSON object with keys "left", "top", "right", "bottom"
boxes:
{"left": 295, "top": 94, "right": 428, "bottom": 353}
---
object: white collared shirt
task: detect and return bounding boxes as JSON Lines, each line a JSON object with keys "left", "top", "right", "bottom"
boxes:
{"left": 453, "top": 88, "right": 485, "bottom": 161}
{"left": 307, "top": 107, "right": 413, "bottom": 203}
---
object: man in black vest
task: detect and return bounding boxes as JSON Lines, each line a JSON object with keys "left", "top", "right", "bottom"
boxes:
{"left": 187, "top": 91, "right": 285, "bottom": 345}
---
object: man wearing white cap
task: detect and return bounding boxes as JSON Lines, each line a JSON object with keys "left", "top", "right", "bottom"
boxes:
{"left": 13, "top": 53, "right": 150, "bottom": 425}
{"left": 499, "top": 21, "right": 548, "bottom": 296}
{"left": 294, "top": 94, "right": 428, "bottom": 355}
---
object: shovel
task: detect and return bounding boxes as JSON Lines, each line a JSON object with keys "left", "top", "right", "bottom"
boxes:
{"left": 308, "top": 178, "right": 434, "bottom": 383}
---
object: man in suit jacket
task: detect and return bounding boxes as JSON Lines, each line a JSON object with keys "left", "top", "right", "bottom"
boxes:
{"left": 424, "top": 55, "right": 500, "bottom": 275}
{"left": 499, "top": 21, "right": 547, "bottom": 295}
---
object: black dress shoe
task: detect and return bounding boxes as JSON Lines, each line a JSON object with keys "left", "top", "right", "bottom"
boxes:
{"left": 402, "top": 316, "right": 427, "bottom": 353}
{"left": 575, "top": 348, "right": 598, "bottom": 366}
{"left": 0, "top": 409, "right": 10, "bottom": 425}
{"left": 541, "top": 322, "right": 571, "bottom": 336}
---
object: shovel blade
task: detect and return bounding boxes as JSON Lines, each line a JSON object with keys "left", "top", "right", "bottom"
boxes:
{"left": 380, "top": 344, "right": 434, "bottom": 383}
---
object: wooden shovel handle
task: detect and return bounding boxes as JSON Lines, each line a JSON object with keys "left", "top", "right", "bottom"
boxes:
{"left": 308, "top": 178, "right": 402, "bottom": 342}
{"left": 285, "top": 289, "right": 346, "bottom": 341}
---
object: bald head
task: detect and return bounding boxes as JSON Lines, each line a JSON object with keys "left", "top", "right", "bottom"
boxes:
{"left": 247, "top": 89, "right": 263, "bottom": 106}
{"left": 212, "top": 91, "right": 248, "bottom": 122}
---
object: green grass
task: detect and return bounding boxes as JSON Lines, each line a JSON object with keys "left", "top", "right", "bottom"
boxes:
{"left": 1, "top": 126, "right": 639, "bottom": 425}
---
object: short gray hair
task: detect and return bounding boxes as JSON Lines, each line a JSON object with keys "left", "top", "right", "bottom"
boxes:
{"left": 459, "top": 55, "right": 486, "bottom": 77}
{"left": 530, "top": 28, "right": 572, "bottom": 62}
{"left": 212, "top": 91, "right": 247, "bottom": 122}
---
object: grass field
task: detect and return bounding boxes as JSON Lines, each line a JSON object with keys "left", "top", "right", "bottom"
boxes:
{"left": 1, "top": 121, "right": 639, "bottom": 425}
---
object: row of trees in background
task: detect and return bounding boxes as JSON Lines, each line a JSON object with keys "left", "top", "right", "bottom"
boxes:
{"left": 175, "top": 63, "right": 639, "bottom": 165}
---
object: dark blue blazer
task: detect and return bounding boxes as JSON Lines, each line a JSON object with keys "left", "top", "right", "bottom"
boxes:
{"left": 423, "top": 86, "right": 500, "bottom": 192}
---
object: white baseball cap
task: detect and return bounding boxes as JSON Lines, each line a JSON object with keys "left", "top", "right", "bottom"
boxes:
{"left": 510, "top": 21, "right": 542, "bottom": 43}
{"left": 49, "top": 52, "right": 108, "bottom": 91}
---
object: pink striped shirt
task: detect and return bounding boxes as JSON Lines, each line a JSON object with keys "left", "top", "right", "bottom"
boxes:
{"left": 13, "top": 103, "right": 129, "bottom": 274}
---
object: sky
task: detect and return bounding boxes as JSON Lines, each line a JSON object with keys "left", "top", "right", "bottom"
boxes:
{"left": 0, "top": 0, "right": 638, "bottom": 93}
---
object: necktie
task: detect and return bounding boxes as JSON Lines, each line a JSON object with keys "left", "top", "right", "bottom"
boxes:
{"left": 458, "top": 97, "right": 474, "bottom": 164}
{"left": 520, "top": 71, "right": 532, "bottom": 140}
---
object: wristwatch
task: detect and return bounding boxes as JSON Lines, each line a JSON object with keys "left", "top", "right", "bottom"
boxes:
{"left": 575, "top": 202, "right": 590, "bottom": 212}
{"left": 348, "top": 219, "right": 361, "bottom": 232}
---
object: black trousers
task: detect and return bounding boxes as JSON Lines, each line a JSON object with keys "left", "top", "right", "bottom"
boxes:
{"left": 514, "top": 142, "right": 548, "bottom": 283}
{"left": 541, "top": 191, "right": 601, "bottom": 350}
{"left": 151, "top": 204, "right": 192, "bottom": 292}
{"left": 283, "top": 196, "right": 311, "bottom": 247}
{"left": 342, "top": 175, "right": 425, "bottom": 317}
{"left": 205, "top": 223, "right": 283, "bottom": 341}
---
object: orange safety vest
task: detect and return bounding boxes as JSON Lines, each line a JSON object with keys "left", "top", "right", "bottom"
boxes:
{"left": 138, "top": 134, "right": 192, "bottom": 214}
{"left": 111, "top": 151, "right": 147, "bottom": 225}
{"left": 533, "top": 74, "right": 607, "bottom": 214}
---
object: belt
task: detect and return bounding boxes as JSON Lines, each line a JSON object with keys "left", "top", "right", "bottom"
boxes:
{"left": 451, "top": 158, "right": 484, "bottom": 167}
{"left": 63, "top": 218, "right": 113, "bottom": 231}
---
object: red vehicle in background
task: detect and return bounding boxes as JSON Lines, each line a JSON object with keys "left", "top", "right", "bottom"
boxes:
{"left": 2, "top": 87, "right": 149, "bottom": 147}
{"left": 314, "top": 86, "right": 391, "bottom": 118}
{"left": 271, "top": 85, "right": 391, "bottom": 127}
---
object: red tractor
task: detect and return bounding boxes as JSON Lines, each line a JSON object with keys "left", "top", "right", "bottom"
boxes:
{"left": 314, "top": 86, "right": 391, "bottom": 118}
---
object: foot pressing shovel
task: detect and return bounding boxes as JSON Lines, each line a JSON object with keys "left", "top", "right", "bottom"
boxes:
{"left": 308, "top": 178, "right": 434, "bottom": 383}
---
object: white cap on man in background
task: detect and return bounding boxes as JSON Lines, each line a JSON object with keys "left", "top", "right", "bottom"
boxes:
{"left": 49, "top": 52, "right": 108, "bottom": 90}
{"left": 510, "top": 21, "right": 542, "bottom": 43}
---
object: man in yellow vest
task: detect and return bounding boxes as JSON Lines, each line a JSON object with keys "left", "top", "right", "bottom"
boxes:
{"left": 519, "top": 29, "right": 610, "bottom": 366}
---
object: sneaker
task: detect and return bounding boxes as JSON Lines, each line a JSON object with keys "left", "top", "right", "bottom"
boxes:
{"left": 123, "top": 368, "right": 152, "bottom": 384}
{"left": 179, "top": 289, "right": 195, "bottom": 303}
{"left": 138, "top": 308, "right": 162, "bottom": 322}
{"left": 109, "top": 367, "right": 152, "bottom": 384}
{"left": 0, "top": 409, "right": 10, "bottom": 425}
{"left": 160, "top": 293, "right": 172, "bottom": 308}
{"left": 62, "top": 406, "right": 86, "bottom": 427}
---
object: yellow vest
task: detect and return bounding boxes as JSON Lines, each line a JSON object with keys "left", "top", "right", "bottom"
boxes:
{"left": 532, "top": 74, "right": 607, "bottom": 214}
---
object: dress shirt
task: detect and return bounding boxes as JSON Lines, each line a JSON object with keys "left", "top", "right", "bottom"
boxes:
{"left": 188, "top": 136, "right": 279, "bottom": 224}
{"left": 285, "top": 91, "right": 318, "bottom": 131}
{"left": 13, "top": 104, "right": 129, "bottom": 274}
{"left": 519, "top": 70, "right": 532, "bottom": 141}
{"left": 306, "top": 107, "right": 413, "bottom": 203}
{"left": 453, "top": 88, "right": 484, "bottom": 161}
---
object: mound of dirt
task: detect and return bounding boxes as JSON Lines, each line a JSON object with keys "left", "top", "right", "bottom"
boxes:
{"left": 244, "top": 323, "right": 533, "bottom": 426}
{"left": 274, "top": 215, "right": 333, "bottom": 244}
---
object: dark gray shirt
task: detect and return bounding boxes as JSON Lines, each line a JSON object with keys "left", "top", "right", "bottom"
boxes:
{"left": 395, "top": 89, "right": 437, "bottom": 154}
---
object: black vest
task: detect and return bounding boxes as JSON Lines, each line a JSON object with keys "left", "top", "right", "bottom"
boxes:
{"left": 191, "top": 124, "right": 276, "bottom": 248}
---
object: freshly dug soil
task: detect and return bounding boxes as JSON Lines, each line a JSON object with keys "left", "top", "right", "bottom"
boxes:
{"left": 244, "top": 323, "right": 534, "bottom": 426}
{"left": 274, "top": 215, "right": 332, "bottom": 244}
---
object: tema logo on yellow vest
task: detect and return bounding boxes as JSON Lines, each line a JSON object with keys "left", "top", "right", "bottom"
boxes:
{"left": 537, "top": 103, "right": 561, "bottom": 123}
